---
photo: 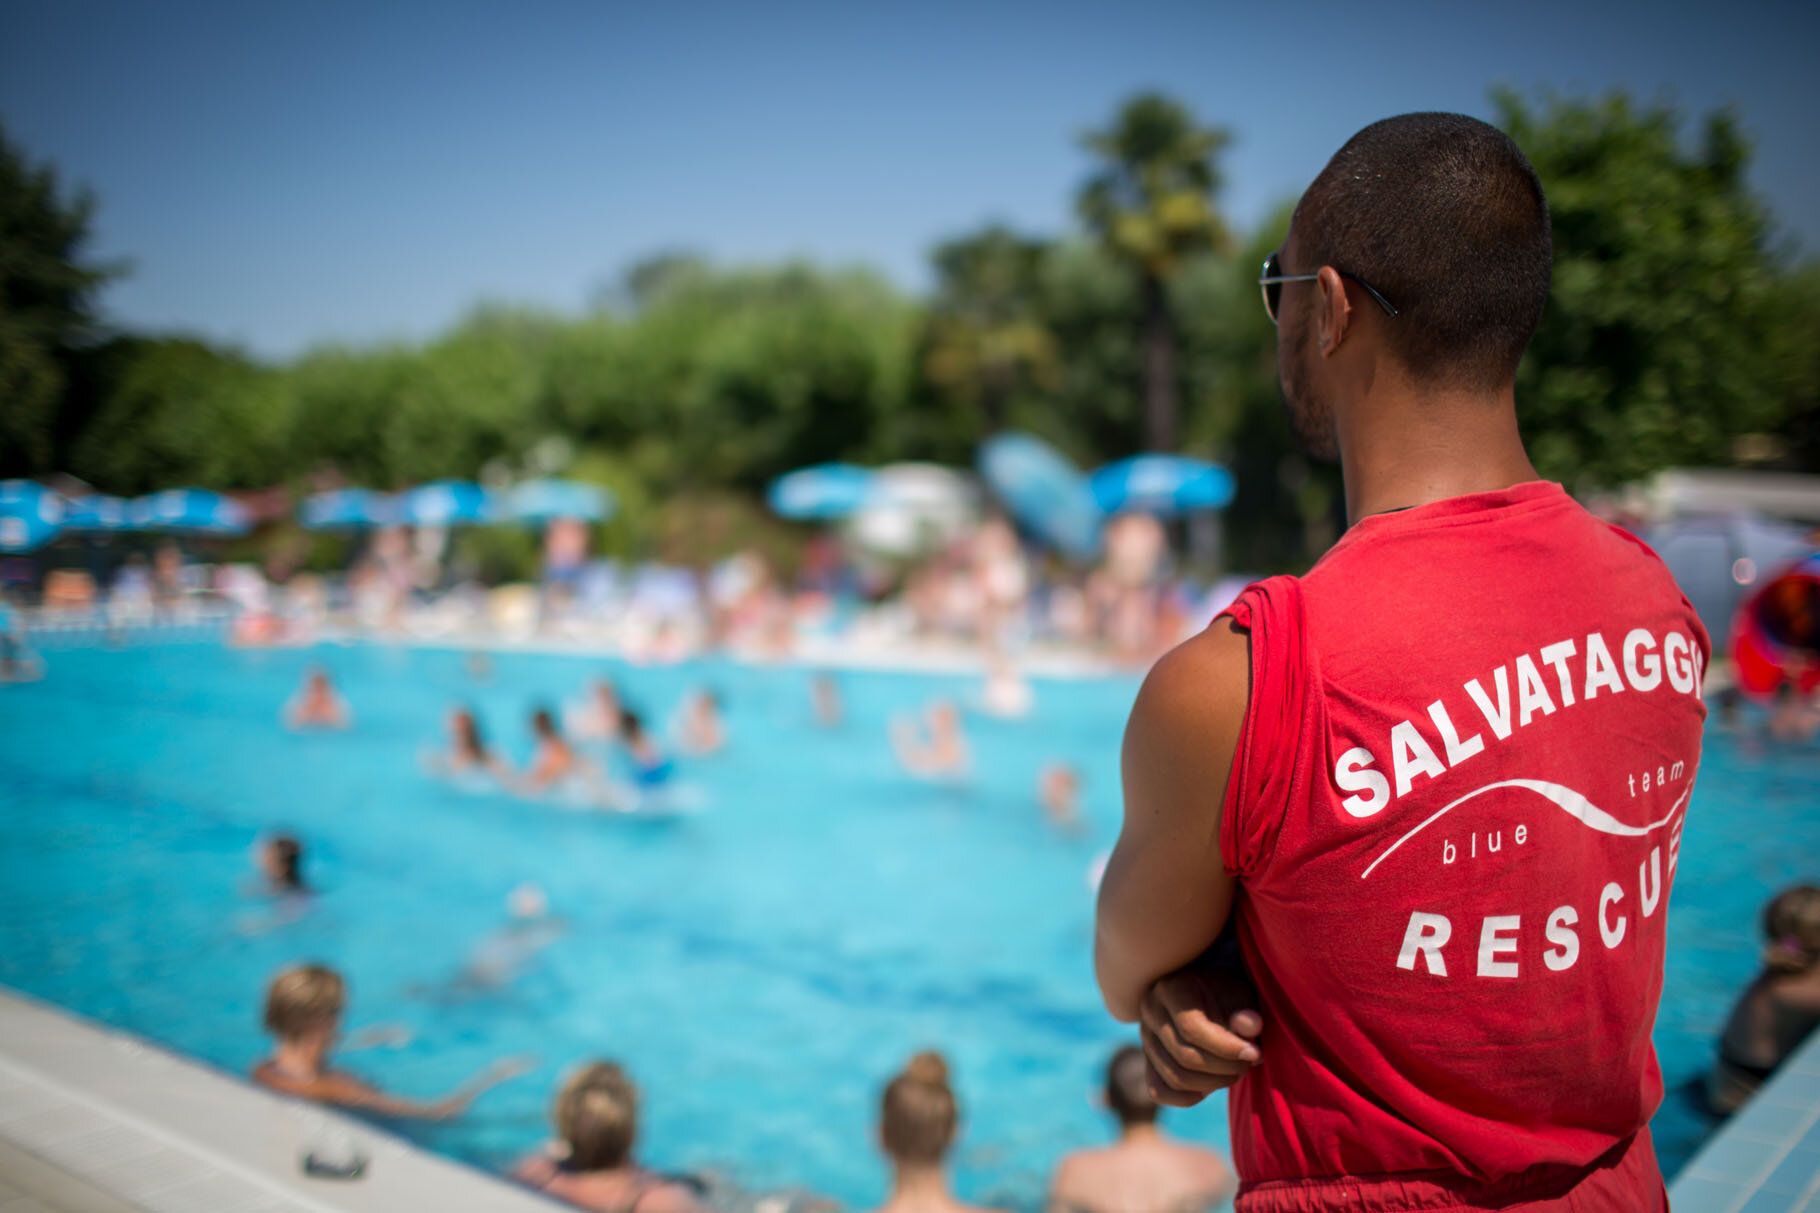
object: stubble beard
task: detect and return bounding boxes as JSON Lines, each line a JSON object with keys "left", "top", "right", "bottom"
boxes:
{"left": 1279, "top": 314, "right": 1338, "bottom": 461}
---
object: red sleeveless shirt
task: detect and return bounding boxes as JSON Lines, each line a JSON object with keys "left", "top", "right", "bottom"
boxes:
{"left": 1217, "top": 482, "right": 1707, "bottom": 1211}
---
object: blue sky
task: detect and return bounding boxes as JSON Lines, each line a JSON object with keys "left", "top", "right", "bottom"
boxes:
{"left": 4, "top": 0, "right": 1817, "bottom": 360}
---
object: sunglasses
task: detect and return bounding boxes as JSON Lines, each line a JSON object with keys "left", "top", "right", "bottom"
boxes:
{"left": 1258, "top": 251, "right": 1399, "bottom": 325}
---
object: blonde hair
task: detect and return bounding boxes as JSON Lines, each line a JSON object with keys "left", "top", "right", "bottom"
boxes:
{"left": 1764, "top": 885, "right": 1820, "bottom": 974}
{"left": 881, "top": 1051, "right": 957, "bottom": 1167}
{"left": 554, "top": 1061, "right": 639, "bottom": 1171}
{"left": 263, "top": 964, "right": 345, "bottom": 1040}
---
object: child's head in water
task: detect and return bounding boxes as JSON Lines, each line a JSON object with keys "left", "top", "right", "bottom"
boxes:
{"left": 1103, "top": 1044, "right": 1159, "bottom": 1128}
{"left": 264, "top": 964, "right": 344, "bottom": 1048}
{"left": 553, "top": 1061, "right": 640, "bottom": 1171}
{"left": 532, "top": 707, "right": 559, "bottom": 739}
{"left": 1763, "top": 885, "right": 1820, "bottom": 973}
{"left": 880, "top": 1051, "right": 958, "bottom": 1168}
{"left": 619, "top": 709, "right": 648, "bottom": 744}
{"left": 260, "top": 834, "right": 306, "bottom": 892}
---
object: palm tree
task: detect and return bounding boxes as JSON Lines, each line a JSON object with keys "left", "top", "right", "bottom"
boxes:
{"left": 921, "top": 225, "right": 1059, "bottom": 427}
{"left": 1078, "top": 94, "right": 1231, "bottom": 452}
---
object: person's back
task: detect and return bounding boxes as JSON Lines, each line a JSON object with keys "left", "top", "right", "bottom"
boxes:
{"left": 1092, "top": 113, "right": 1708, "bottom": 1212}
{"left": 1050, "top": 1046, "right": 1233, "bottom": 1213}
{"left": 1224, "top": 485, "right": 1706, "bottom": 1190}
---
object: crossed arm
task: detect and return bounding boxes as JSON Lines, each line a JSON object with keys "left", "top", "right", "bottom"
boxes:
{"left": 1093, "top": 617, "right": 1265, "bottom": 1103}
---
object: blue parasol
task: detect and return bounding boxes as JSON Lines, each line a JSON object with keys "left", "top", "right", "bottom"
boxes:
{"left": 1090, "top": 455, "right": 1235, "bottom": 516}
{"left": 397, "top": 481, "right": 497, "bottom": 526}
{"left": 129, "top": 488, "right": 250, "bottom": 535}
{"left": 301, "top": 489, "right": 399, "bottom": 531}
{"left": 768, "top": 463, "right": 876, "bottom": 521}
{"left": 503, "top": 479, "right": 613, "bottom": 525}
{"left": 0, "top": 481, "right": 66, "bottom": 552}
{"left": 62, "top": 495, "right": 135, "bottom": 532}
{"left": 977, "top": 433, "right": 1104, "bottom": 561}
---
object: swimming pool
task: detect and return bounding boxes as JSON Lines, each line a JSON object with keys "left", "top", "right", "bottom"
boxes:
{"left": 0, "top": 639, "right": 1810, "bottom": 1204}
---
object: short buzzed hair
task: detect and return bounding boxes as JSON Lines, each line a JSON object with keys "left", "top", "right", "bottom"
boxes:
{"left": 1292, "top": 112, "right": 1551, "bottom": 389}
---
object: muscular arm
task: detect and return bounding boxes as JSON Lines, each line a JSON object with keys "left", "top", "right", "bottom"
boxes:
{"left": 1094, "top": 618, "right": 1250, "bottom": 1023}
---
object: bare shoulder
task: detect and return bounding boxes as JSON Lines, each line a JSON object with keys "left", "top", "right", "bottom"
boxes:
{"left": 1126, "top": 619, "right": 1251, "bottom": 774}
{"left": 640, "top": 1181, "right": 711, "bottom": 1213}
{"left": 1134, "top": 619, "right": 1249, "bottom": 726}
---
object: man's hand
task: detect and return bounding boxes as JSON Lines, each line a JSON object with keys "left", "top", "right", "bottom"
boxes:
{"left": 1139, "top": 948, "right": 1263, "bottom": 1107}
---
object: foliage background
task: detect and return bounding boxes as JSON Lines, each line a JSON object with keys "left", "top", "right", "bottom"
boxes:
{"left": 2, "top": 90, "right": 1814, "bottom": 575}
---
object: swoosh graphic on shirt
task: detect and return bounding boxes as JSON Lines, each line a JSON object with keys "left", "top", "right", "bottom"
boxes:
{"left": 1359, "top": 778, "right": 1692, "bottom": 880}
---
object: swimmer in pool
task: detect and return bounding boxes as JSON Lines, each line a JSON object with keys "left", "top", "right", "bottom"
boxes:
{"left": 236, "top": 833, "right": 315, "bottom": 935}
{"left": 1048, "top": 1044, "right": 1235, "bottom": 1213}
{"left": 891, "top": 701, "right": 970, "bottom": 781}
{"left": 867, "top": 1052, "right": 996, "bottom": 1213}
{"left": 1707, "top": 884, "right": 1820, "bottom": 1114}
{"left": 428, "top": 706, "right": 505, "bottom": 779}
{"left": 259, "top": 833, "right": 310, "bottom": 895}
{"left": 1039, "top": 764, "right": 1087, "bottom": 836}
{"left": 676, "top": 689, "right": 725, "bottom": 756}
{"left": 811, "top": 672, "right": 843, "bottom": 728}
{"left": 515, "top": 1060, "right": 709, "bottom": 1213}
{"left": 571, "top": 678, "right": 624, "bottom": 741}
{"left": 620, "top": 710, "right": 675, "bottom": 790}
{"left": 285, "top": 667, "right": 350, "bottom": 730}
{"left": 0, "top": 595, "right": 43, "bottom": 684}
{"left": 520, "top": 707, "right": 586, "bottom": 793}
{"left": 413, "top": 884, "right": 568, "bottom": 1000}
{"left": 980, "top": 653, "right": 1033, "bottom": 719}
{"left": 252, "top": 964, "right": 530, "bottom": 1119}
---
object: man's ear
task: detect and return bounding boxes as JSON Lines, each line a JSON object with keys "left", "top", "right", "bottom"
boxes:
{"left": 1315, "top": 266, "right": 1353, "bottom": 357}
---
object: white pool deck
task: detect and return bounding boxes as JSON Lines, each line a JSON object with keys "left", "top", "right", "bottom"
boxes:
{"left": 0, "top": 988, "right": 562, "bottom": 1213}
{"left": 1670, "top": 1027, "right": 1820, "bottom": 1212}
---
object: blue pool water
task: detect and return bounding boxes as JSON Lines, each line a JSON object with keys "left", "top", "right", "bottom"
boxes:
{"left": 0, "top": 638, "right": 1812, "bottom": 1205}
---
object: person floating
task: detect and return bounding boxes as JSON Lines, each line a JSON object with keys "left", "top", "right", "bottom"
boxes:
{"left": 428, "top": 705, "right": 505, "bottom": 779}
{"left": 515, "top": 1060, "right": 708, "bottom": 1213}
{"left": 867, "top": 1052, "right": 998, "bottom": 1213}
{"left": 252, "top": 964, "right": 529, "bottom": 1118}
{"left": 258, "top": 833, "right": 309, "bottom": 896}
{"left": 620, "top": 710, "right": 675, "bottom": 791}
{"left": 1048, "top": 1045, "right": 1234, "bottom": 1213}
{"left": 285, "top": 667, "right": 350, "bottom": 730}
{"left": 811, "top": 672, "right": 844, "bottom": 728}
{"left": 1095, "top": 113, "right": 1708, "bottom": 1211}
{"left": 0, "top": 592, "right": 43, "bottom": 684}
{"left": 675, "top": 689, "right": 726, "bottom": 756}
{"left": 572, "top": 678, "right": 624, "bottom": 742}
{"left": 520, "top": 705, "right": 586, "bottom": 793}
{"left": 1039, "top": 764, "right": 1086, "bottom": 836}
{"left": 1706, "top": 884, "right": 1820, "bottom": 1114}
{"left": 891, "top": 701, "right": 970, "bottom": 781}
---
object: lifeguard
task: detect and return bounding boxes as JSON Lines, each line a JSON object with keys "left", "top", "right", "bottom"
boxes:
{"left": 1094, "top": 113, "right": 1707, "bottom": 1212}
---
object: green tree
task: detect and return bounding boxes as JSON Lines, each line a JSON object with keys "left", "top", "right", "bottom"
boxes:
{"left": 918, "top": 225, "right": 1058, "bottom": 429}
{"left": 0, "top": 124, "right": 119, "bottom": 474}
{"left": 1077, "top": 93, "right": 1231, "bottom": 453}
{"left": 1500, "top": 91, "right": 1791, "bottom": 487}
{"left": 68, "top": 338, "right": 286, "bottom": 492}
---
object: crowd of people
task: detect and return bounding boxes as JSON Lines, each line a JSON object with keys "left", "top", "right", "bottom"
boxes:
{"left": 252, "top": 657, "right": 1125, "bottom": 1212}
{"left": 251, "top": 954, "right": 1236, "bottom": 1213}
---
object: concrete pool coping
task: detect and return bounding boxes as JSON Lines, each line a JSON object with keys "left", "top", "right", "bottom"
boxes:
{"left": 0, "top": 987, "right": 564, "bottom": 1212}
{"left": 1668, "top": 1026, "right": 1820, "bottom": 1211}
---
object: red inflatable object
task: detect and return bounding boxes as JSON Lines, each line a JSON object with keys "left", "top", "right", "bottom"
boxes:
{"left": 1730, "top": 552, "right": 1820, "bottom": 699}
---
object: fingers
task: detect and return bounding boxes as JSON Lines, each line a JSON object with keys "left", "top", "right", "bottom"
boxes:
{"left": 1227, "top": 1008, "right": 1264, "bottom": 1039}
{"left": 1149, "top": 981, "right": 1262, "bottom": 1067}
{"left": 1140, "top": 1026, "right": 1215, "bottom": 1108}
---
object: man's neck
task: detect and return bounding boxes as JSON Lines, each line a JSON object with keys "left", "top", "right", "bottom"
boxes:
{"left": 1117, "top": 1122, "right": 1163, "bottom": 1146}
{"left": 1336, "top": 375, "right": 1538, "bottom": 525}
{"left": 274, "top": 1038, "right": 327, "bottom": 1078}
{"left": 890, "top": 1164, "right": 951, "bottom": 1204}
